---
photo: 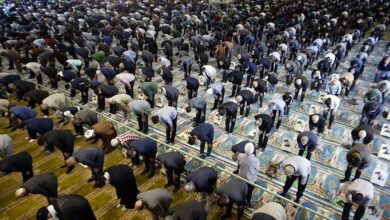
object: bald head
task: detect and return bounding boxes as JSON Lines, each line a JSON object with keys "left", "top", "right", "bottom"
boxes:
{"left": 65, "top": 156, "right": 77, "bottom": 167}
{"left": 283, "top": 165, "right": 295, "bottom": 177}
{"left": 15, "top": 187, "right": 28, "bottom": 198}
{"left": 311, "top": 115, "right": 319, "bottom": 123}
{"left": 301, "top": 136, "right": 309, "bottom": 145}
{"left": 358, "top": 130, "right": 367, "bottom": 139}
{"left": 134, "top": 200, "right": 144, "bottom": 211}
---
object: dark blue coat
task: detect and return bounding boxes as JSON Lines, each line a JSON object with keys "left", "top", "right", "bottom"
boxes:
{"left": 62, "top": 71, "right": 77, "bottom": 82}
{"left": 187, "top": 167, "right": 218, "bottom": 194}
{"left": 246, "top": 62, "right": 257, "bottom": 75}
{"left": 0, "top": 75, "right": 21, "bottom": 84}
{"left": 100, "top": 68, "right": 117, "bottom": 80}
{"left": 189, "top": 123, "right": 214, "bottom": 143}
{"left": 185, "top": 77, "right": 199, "bottom": 90}
{"left": 231, "top": 140, "right": 256, "bottom": 155}
{"left": 73, "top": 147, "right": 104, "bottom": 170}
{"left": 10, "top": 106, "right": 36, "bottom": 121}
{"left": 129, "top": 138, "right": 157, "bottom": 157}
{"left": 297, "top": 131, "right": 318, "bottom": 152}
{"left": 26, "top": 118, "right": 53, "bottom": 135}
{"left": 70, "top": 77, "right": 90, "bottom": 90}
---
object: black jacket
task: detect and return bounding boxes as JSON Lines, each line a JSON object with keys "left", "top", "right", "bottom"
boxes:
{"left": 104, "top": 165, "right": 139, "bottom": 208}
{"left": 24, "top": 173, "right": 58, "bottom": 198}
{"left": 51, "top": 195, "right": 97, "bottom": 220}
{"left": 0, "top": 152, "right": 32, "bottom": 174}
{"left": 187, "top": 167, "right": 218, "bottom": 194}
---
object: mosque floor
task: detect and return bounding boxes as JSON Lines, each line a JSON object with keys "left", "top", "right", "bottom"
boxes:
{"left": 0, "top": 29, "right": 389, "bottom": 220}
{"left": 0, "top": 94, "right": 243, "bottom": 219}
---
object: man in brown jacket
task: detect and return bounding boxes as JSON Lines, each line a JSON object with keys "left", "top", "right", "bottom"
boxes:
{"left": 85, "top": 121, "right": 117, "bottom": 153}
{"left": 0, "top": 49, "right": 22, "bottom": 72}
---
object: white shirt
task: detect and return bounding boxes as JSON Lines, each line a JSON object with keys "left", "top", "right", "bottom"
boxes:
{"left": 325, "top": 53, "right": 336, "bottom": 66}
{"left": 282, "top": 156, "right": 311, "bottom": 184}
{"left": 202, "top": 65, "right": 217, "bottom": 80}
{"left": 26, "top": 62, "right": 41, "bottom": 74}
{"left": 323, "top": 94, "right": 340, "bottom": 112}
{"left": 345, "top": 179, "right": 374, "bottom": 206}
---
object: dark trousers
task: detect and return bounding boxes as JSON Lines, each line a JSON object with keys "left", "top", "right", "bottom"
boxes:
{"left": 165, "top": 117, "right": 177, "bottom": 143}
{"left": 323, "top": 109, "right": 334, "bottom": 128}
{"left": 125, "top": 81, "right": 135, "bottom": 98}
{"left": 286, "top": 73, "right": 294, "bottom": 85}
{"left": 223, "top": 202, "right": 244, "bottom": 220}
{"left": 27, "top": 129, "right": 37, "bottom": 139}
{"left": 142, "top": 155, "right": 156, "bottom": 175}
{"left": 239, "top": 102, "right": 251, "bottom": 117}
{"left": 212, "top": 89, "right": 224, "bottom": 110}
{"left": 272, "top": 110, "right": 282, "bottom": 129}
{"left": 225, "top": 112, "right": 237, "bottom": 133}
{"left": 37, "top": 73, "right": 43, "bottom": 85}
{"left": 74, "top": 123, "right": 84, "bottom": 135}
{"left": 187, "top": 89, "right": 198, "bottom": 100}
{"left": 183, "top": 64, "right": 192, "bottom": 78}
{"left": 200, "top": 141, "right": 213, "bottom": 156}
{"left": 166, "top": 167, "right": 182, "bottom": 189}
{"left": 255, "top": 92, "right": 264, "bottom": 107}
{"left": 136, "top": 114, "right": 149, "bottom": 134}
{"left": 298, "top": 149, "right": 313, "bottom": 160}
{"left": 258, "top": 131, "right": 268, "bottom": 149}
{"left": 294, "top": 88, "right": 306, "bottom": 102}
{"left": 22, "top": 169, "right": 34, "bottom": 183}
{"left": 231, "top": 83, "right": 241, "bottom": 97}
{"left": 145, "top": 95, "right": 155, "bottom": 108}
{"left": 342, "top": 203, "right": 366, "bottom": 220}
{"left": 195, "top": 105, "right": 206, "bottom": 125}
{"left": 247, "top": 183, "right": 255, "bottom": 204}
{"left": 97, "top": 94, "right": 105, "bottom": 110}
{"left": 343, "top": 164, "right": 362, "bottom": 181}
{"left": 282, "top": 175, "right": 309, "bottom": 201}
{"left": 168, "top": 97, "right": 178, "bottom": 109}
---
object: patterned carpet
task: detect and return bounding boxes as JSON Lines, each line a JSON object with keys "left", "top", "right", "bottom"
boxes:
{"left": 0, "top": 94, "right": 243, "bottom": 219}
{"left": 0, "top": 32, "right": 389, "bottom": 219}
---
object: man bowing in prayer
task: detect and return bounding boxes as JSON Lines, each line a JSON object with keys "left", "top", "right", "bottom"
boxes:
{"left": 103, "top": 164, "right": 139, "bottom": 210}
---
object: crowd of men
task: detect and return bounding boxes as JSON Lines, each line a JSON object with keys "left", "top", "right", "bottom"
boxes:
{"left": 0, "top": 0, "right": 389, "bottom": 219}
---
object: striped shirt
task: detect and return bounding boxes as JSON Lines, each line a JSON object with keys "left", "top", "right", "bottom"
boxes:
{"left": 116, "top": 133, "right": 140, "bottom": 146}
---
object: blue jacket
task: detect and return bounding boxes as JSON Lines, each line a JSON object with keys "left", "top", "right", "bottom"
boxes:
{"left": 70, "top": 77, "right": 90, "bottom": 90}
{"left": 26, "top": 118, "right": 53, "bottom": 135}
{"left": 297, "top": 131, "right": 318, "bottom": 152}
{"left": 231, "top": 140, "right": 256, "bottom": 154}
{"left": 129, "top": 138, "right": 157, "bottom": 157}
{"left": 73, "top": 147, "right": 104, "bottom": 169}
{"left": 100, "top": 68, "right": 117, "bottom": 80}
{"left": 0, "top": 75, "right": 21, "bottom": 84}
{"left": 10, "top": 106, "right": 36, "bottom": 121}
{"left": 62, "top": 71, "right": 77, "bottom": 82}
{"left": 189, "top": 123, "right": 214, "bottom": 142}
{"left": 246, "top": 62, "right": 257, "bottom": 75}
{"left": 187, "top": 167, "right": 218, "bottom": 193}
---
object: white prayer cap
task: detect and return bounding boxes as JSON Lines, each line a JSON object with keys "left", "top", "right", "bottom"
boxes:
{"left": 296, "top": 79, "right": 302, "bottom": 85}
{"left": 184, "top": 182, "right": 195, "bottom": 193}
{"left": 244, "top": 143, "right": 255, "bottom": 155}
{"left": 104, "top": 172, "right": 110, "bottom": 180}
{"left": 206, "top": 88, "right": 213, "bottom": 95}
{"left": 111, "top": 138, "right": 120, "bottom": 147}
{"left": 63, "top": 111, "right": 73, "bottom": 118}
{"left": 84, "top": 129, "right": 95, "bottom": 139}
